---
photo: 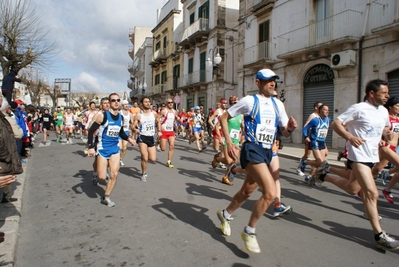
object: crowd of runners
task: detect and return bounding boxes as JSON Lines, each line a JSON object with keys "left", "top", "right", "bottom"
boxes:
{"left": 3, "top": 68, "right": 399, "bottom": 253}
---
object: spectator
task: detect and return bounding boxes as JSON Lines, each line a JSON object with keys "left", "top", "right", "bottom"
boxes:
{"left": 0, "top": 95, "right": 23, "bottom": 203}
{"left": 1, "top": 70, "right": 21, "bottom": 103}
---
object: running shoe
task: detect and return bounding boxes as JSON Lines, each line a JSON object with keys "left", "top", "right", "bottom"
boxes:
{"left": 382, "top": 189, "right": 394, "bottom": 204}
{"left": 42, "top": 141, "right": 47, "bottom": 145}
{"left": 318, "top": 161, "right": 330, "bottom": 173}
{"left": 314, "top": 169, "right": 326, "bottom": 186}
{"left": 101, "top": 197, "right": 115, "bottom": 207}
{"left": 381, "top": 170, "right": 389, "bottom": 186}
{"left": 92, "top": 177, "right": 98, "bottom": 185}
{"left": 375, "top": 231, "right": 399, "bottom": 251}
{"left": 219, "top": 162, "right": 227, "bottom": 169}
{"left": 156, "top": 145, "right": 161, "bottom": 151}
{"left": 297, "top": 158, "right": 307, "bottom": 176}
{"left": 304, "top": 175, "right": 311, "bottom": 184}
{"left": 362, "top": 211, "right": 382, "bottom": 221}
{"left": 227, "top": 164, "right": 237, "bottom": 182}
{"left": 140, "top": 173, "right": 147, "bottom": 182}
{"left": 337, "top": 151, "right": 343, "bottom": 161}
{"left": 166, "top": 161, "right": 174, "bottom": 168}
{"left": 56, "top": 137, "right": 61, "bottom": 143}
{"left": 222, "top": 176, "right": 233, "bottom": 185}
{"left": 120, "top": 160, "right": 125, "bottom": 167}
{"left": 241, "top": 231, "right": 261, "bottom": 253}
{"left": 66, "top": 140, "right": 70, "bottom": 144}
{"left": 106, "top": 173, "right": 110, "bottom": 181}
{"left": 216, "top": 210, "right": 232, "bottom": 236}
{"left": 212, "top": 152, "right": 220, "bottom": 168}
{"left": 273, "top": 203, "right": 292, "bottom": 217}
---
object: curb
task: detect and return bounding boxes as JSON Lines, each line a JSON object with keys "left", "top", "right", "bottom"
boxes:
{"left": 0, "top": 160, "right": 29, "bottom": 267}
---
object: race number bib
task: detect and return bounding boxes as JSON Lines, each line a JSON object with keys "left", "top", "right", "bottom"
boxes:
{"left": 57, "top": 115, "right": 63, "bottom": 120}
{"left": 145, "top": 124, "right": 154, "bottom": 132}
{"left": 317, "top": 128, "right": 328, "bottom": 138}
{"left": 165, "top": 123, "right": 173, "bottom": 131}
{"left": 106, "top": 126, "right": 120, "bottom": 137}
{"left": 392, "top": 123, "right": 399, "bottom": 134}
{"left": 255, "top": 124, "right": 275, "bottom": 145}
{"left": 43, "top": 117, "right": 49, "bottom": 122}
{"left": 230, "top": 129, "right": 240, "bottom": 140}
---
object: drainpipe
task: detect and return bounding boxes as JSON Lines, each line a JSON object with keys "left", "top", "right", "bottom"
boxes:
{"left": 358, "top": 0, "right": 371, "bottom": 102}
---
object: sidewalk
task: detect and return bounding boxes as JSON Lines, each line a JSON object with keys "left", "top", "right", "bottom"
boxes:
{"left": 0, "top": 161, "right": 29, "bottom": 267}
{"left": 278, "top": 142, "right": 346, "bottom": 168}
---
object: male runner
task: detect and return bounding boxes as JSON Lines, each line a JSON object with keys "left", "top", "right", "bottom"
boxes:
{"left": 216, "top": 69, "right": 297, "bottom": 253}
{"left": 87, "top": 94, "right": 134, "bottom": 207}
{"left": 315, "top": 79, "right": 399, "bottom": 251}
{"left": 54, "top": 107, "right": 64, "bottom": 142}
{"left": 40, "top": 109, "right": 53, "bottom": 144}
{"left": 158, "top": 98, "right": 179, "bottom": 168}
{"left": 64, "top": 108, "right": 74, "bottom": 144}
{"left": 132, "top": 97, "right": 158, "bottom": 182}
{"left": 119, "top": 100, "right": 133, "bottom": 166}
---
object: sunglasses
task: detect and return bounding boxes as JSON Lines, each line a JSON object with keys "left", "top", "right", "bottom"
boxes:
{"left": 221, "top": 102, "right": 227, "bottom": 104}
{"left": 167, "top": 101, "right": 173, "bottom": 104}
{"left": 110, "top": 99, "right": 121, "bottom": 102}
{"left": 272, "top": 95, "right": 278, "bottom": 97}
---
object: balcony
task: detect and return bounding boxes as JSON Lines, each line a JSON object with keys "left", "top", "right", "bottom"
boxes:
{"left": 276, "top": 9, "right": 363, "bottom": 59}
{"left": 127, "top": 63, "right": 133, "bottom": 73}
{"left": 369, "top": 0, "right": 399, "bottom": 34}
{"left": 180, "top": 70, "right": 207, "bottom": 88}
{"left": 179, "top": 18, "right": 210, "bottom": 48}
{"left": 244, "top": 41, "right": 275, "bottom": 67}
{"left": 127, "top": 80, "right": 133, "bottom": 89}
{"left": 150, "top": 48, "right": 167, "bottom": 67}
{"left": 240, "top": 0, "right": 276, "bottom": 18}
{"left": 132, "top": 63, "right": 145, "bottom": 77}
{"left": 128, "top": 46, "right": 134, "bottom": 58}
{"left": 128, "top": 28, "right": 134, "bottom": 45}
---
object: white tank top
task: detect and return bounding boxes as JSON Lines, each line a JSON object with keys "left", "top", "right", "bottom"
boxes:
{"left": 65, "top": 114, "right": 74, "bottom": 127}
{"left": 120, "top": 110, "right": 131, "bottom": 131}
{"left": 140, "top": 111, "right": 156, "bottom": 136}
{"left": 161, "top": 110, "right": 175, "bottom": 132}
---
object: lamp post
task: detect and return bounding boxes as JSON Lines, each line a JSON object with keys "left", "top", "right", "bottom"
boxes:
{"left": 206, "top": 46, "right": 222, "bottom": 107}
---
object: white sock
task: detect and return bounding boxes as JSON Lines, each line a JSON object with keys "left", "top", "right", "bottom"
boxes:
{"left": 223, "top": 209, "right": 231, "bottom": 219}
{"left": 245, "top": 226, "right": 256, "bottom": 234}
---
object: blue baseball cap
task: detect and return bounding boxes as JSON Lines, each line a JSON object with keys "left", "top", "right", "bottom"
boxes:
{"left": 193, "top": 106, "right": 200, "bottom": 111}
{"left": 255, "top": 69, "right": 280, "bottom": 81}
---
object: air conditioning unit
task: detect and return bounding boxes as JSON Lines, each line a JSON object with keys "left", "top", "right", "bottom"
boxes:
{"left": 330, "top": 50, "right": 357, "bottom": 69}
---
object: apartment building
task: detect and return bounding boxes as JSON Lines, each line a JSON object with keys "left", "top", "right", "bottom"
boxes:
{"left": 238, "top": 0, "right": 399, "bottom": 148}
{"left": 128, "top": 26, "right": 153, "bottom": 101}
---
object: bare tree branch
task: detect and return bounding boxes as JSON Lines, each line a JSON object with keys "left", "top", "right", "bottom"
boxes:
{"left": 0, "top": 0, "right": 60, "bottom": 77}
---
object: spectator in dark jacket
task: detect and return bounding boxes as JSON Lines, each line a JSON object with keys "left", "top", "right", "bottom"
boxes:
{"left": 1, "top": 70, "right": 21, "bottom": 103}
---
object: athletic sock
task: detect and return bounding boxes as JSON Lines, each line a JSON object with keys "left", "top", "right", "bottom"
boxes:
{"left": 374, "top": 232, "right": 383, "bottom": 241}
{"left": 244, "top": 226, "right": 256, "bottom": 234}
{"left": 223, "top": 209, "right": 231, "bottom": 219}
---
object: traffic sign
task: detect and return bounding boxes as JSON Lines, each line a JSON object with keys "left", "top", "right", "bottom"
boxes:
{"left": 174, "top": 95, "right": 181, "bottom": 104}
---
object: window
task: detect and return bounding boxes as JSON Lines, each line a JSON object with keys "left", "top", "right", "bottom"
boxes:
{"left": 200, "top": 52, "right": 206, "bottom": 82}
{"left": 198, "top": 1, "right": 209, "bottom": 19}
{"left": 188, "top": 58, "right": 194, "bottom": 74}
{"left": 161, "top": 71, "right": 167, "bottom": 84}
{"left": 190, "top": 13, "right": 195, "bottom": 24}
{"left": 173, "top": 65, "right": 180, "bottom": 90}
{"left": 163, "top": 35, "right": 167, "bottom": 50}
{"left": 154, "top": 74, "right": 160, "bottom": 85}
{"left": 155, "top": 41, "right": 161, "bottom": 51}
{"left": 316, "top": 0, "right": 329, "bottom": 38}
{"left": 259, "top": 20, "right": 270, "bottom": 43}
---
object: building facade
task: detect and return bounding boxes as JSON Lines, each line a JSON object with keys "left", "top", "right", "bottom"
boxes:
{"left": 238, "top": 0, "right": 399, "bottom": 148}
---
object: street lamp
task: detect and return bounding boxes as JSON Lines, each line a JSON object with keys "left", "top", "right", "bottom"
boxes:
{"left": 206, "top": 46, "right": 222, "bottom": 107}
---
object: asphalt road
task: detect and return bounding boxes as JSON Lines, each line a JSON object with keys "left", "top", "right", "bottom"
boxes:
{"left": 13, "top": 135, "right": 399, "bottom": 267}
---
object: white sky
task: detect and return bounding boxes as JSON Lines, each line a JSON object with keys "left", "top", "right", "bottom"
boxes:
{"left": 30, "top": 0, "right": 166, "bottom": 93}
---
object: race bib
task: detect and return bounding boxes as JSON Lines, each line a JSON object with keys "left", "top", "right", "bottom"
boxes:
{"left": 57, "top": 115, "right": 63, "bottom": 120}
{"left": 230, "top": 129, "right": 240, "bottom": 140}
{"left": 106, "top": 126, "right": 120, "bottom": 137}
{"left": 43, "top": 117, "right": 49, "bottom": 122}
{"left": 255, "top": 124, "right": 275, "bottom": 145}
{"left": 317, "top": 128, "right": 328, "bottom": 138}
{"left": 145, "top": 124, "right": 154, "bottom": 132}
{"left": 165, "top": 124, "right": 173, "bottom": 131}
{"left": 392, "top": 123, "right": 399, "bottom": 134}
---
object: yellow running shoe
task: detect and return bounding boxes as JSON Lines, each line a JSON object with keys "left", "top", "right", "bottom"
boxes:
{"left": 241, "top": 231, "right": 261, "bottom": 253}
{"left": 216, "top": 210, "right": 231, "bottom": 236}
{"left": 166, "top": 161, "right": 174, "bottom": 168}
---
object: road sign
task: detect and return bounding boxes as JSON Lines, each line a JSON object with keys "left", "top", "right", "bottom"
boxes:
{"left": 174, "top": 95, "right": 181, "bottom": 104}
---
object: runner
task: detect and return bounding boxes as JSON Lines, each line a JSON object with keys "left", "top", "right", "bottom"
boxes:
{"left": 208, "top": 99, "right": 227, "bottom": 155}
{"left": 119, "top": 100, "right": 133, "bottom": 167}
{"left": 178, "top": 108, "right": 187, "bottom": 138}
{"left": 216, "top": 69, "right": 297, "bottom": 253}
{"left": 64, "top": 108, "right": 74, "bottom": 144}
{"left": 315, "top": 79, "right": 399, "bottom": 251}
{"left": 300, "top": 104, "right": 331, "bottom": 185}
{"left": 40, "top": 108, "right": 53, "bottom": 144}
{"left": 297, "top": 101, "right": 323, "bottom": 176}
{"left": 85, "top": 101, "right": 97, "bottom": 137}
{"left": 189, "top": 106, "right": 206, "bottom": 152}
{"left": 132, "top": 97, "right": 158, "bottom": 182}
{"left": 87, "top": 93, "right": 134, "bottom": 207}
{"left": 158, "top": 98, "right": 179, "bottom": 168}
{"left": 54, "top": 107, "right": 64, "bottom": 142}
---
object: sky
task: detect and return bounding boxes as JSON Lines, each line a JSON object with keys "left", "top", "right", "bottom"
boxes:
{"left": 29, "top": 0, "right": 167, "bottom": 94}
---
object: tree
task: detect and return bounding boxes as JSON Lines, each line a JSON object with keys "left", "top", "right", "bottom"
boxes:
{"left": 19, "top": 72, "right": 47, "bottom": 106}
{"left": 0, "top": 0, "right": 59, "bottom": 77}
{"left": 42, "top": 84, "right": 61, "bottom": 109}
{"left": 70, "top": 92, "right": 97, "bottom": 108}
